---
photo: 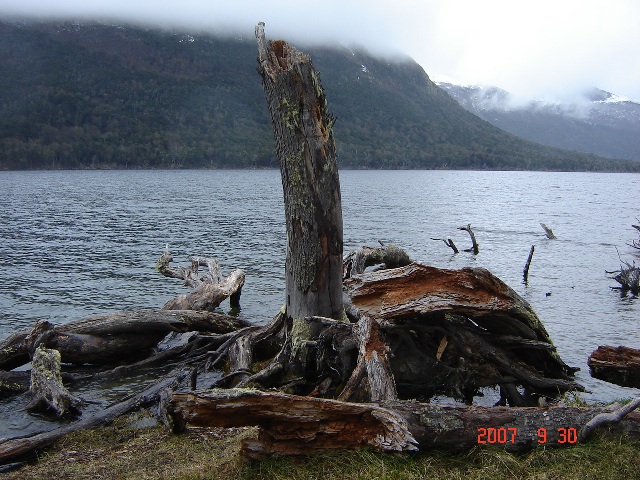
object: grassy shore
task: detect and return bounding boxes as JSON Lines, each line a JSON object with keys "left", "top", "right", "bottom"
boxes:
{"left": 3, "top": 413, "right": 640, "bottom": 480}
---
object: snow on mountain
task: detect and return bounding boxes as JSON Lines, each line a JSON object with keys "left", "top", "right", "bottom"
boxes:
{"left": 436, "top": 80, "right": 640, "bottom": 161}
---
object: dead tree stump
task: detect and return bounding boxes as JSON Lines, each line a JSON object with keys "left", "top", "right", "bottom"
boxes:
{"left": 26, "top": 346, "right": 83, "bottom": 417}
{"left": 256, "top": 22, "right": 343, "bottom": 322}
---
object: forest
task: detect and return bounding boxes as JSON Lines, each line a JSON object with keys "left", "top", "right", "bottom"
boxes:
{"left": 1, "top": 20, "right": 639, "bottom": 172}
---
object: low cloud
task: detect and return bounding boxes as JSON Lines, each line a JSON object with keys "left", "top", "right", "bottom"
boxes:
{"left": 1, "top": 0, "right": 639, "bottom": 102}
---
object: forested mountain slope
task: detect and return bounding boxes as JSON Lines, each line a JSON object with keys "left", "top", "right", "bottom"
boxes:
{"left": 1, "top": 21, "right": 637, "bottom": 171}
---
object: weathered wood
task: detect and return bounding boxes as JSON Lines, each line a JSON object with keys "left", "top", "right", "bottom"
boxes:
{"left": 62, "top": 309, "right": 250, "bottom": 336}
{"left": 339, "top": 316, "right": 397, "bottom": 402}
{"left": 163, "top": 270, "right": 245, "bottom": 311}
{"left": 580, "top": 396, "right": 640, "bottom": 441}
{"left": 157, "top": 249, "right": 245, "bottom": 311}
{"left": 523, "top": 244, "right": 535, "bottom": 281}
{"left": 0, "top": 370, "right": 31, "bottom": 397}
{"left": 430, "top": 238, "right": 459, "bottom": 254}
{"left": 26, "top": 346, "right": 83, "bottom": 417}
{"left": 343, "top": 245, "right": 412, "bottom": 279}
{"left": 157, "top": 249, "right": 222, "bottom": 287}
{"left": 0, "top": 369, "right": 188, "bottom": 465}
{"left": 169, "top": 388, "right": 417, "bottom": 457}
{"left": 227, "top": 335, "right": 254, "bottom": 385}
{"left": 256, "top": 23, "right": 343, "bottom": 321}
{"left": 168, "top": 389, "right": 640, "bottom": 456}
{"left": 540, "top": 223, "right": 557, "bottom": 239}
{"left": 610, "top": 261, "right": 640, "bottom": 295}
{"left": 0, "top": 310, "right": 251, "bottom": 368}
{"left": 345, "top": 263, "right": 555, "bottom": 342}
{"left": 631, "top": 223, "right": 640, "bottom": 250}
{"left": 343, "top": 263, "right": 580, "bottom": 403}
{"left": 458, "top": 223, "right": 479, "bottom": 254}
{"left": 588, "top": 345, "right": 640, "bottom": 388}
{"left": 0, "top": 329, "right": 30, "bottom": 371}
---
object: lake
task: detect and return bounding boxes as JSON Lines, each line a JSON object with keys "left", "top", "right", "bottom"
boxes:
{"left": 1, "top": 169, "right": 639, "bottom": 408}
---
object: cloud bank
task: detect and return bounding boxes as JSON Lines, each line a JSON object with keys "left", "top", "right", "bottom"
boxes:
{"left": 1, "top": 0, "right": 639, "bottom": 102}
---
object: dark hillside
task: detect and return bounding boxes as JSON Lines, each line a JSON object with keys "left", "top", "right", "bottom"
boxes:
{"left": 1, "top": 20, "right": 637, "bottom": 171}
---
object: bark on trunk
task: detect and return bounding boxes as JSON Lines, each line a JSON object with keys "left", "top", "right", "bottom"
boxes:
{"left": 588, "top": 345, "right": 640, "bottom": 388}
{"left": 256, "top": 23, "right": 343, "bottom": 321}
{"left": 168, "top": 389, "right": 640, "bottom": 457}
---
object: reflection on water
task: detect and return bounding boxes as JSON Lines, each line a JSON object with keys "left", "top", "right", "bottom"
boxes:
{"left": 0, "top": 169, "right": 639, "bottom": 436}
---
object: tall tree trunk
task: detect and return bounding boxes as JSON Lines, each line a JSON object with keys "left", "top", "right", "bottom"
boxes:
{"left": 255, "top": 23, "right": 343, "bottom": 322}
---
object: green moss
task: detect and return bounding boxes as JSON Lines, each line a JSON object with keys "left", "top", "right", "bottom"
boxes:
{"left": 278, "top": 98, "right": 300, "bottom": 130}
{"left": 290, "top": 317, "right": 313, "bottom": 366}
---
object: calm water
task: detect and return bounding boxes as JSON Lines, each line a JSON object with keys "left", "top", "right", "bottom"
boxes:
{"left": 1, "top": 169, "right": 639, "bottom": 412}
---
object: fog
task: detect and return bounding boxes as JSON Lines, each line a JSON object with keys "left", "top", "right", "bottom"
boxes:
{"left": 1, "top": 0, "right": 639, "bottom": 102}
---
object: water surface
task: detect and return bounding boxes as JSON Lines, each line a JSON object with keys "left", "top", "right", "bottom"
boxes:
{"left": 1, "top": 169, "right": 638, "bottom": 427}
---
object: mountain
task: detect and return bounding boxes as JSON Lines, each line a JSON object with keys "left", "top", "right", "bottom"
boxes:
{"left": 1, "top": 20, "right": 638, "bottom": 171}
{"left": 437, "top": 82, "right": 640, "bottom": 162}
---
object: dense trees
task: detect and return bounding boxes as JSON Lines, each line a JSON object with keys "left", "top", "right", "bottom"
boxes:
{"left": 1, "top": 20, "right": 638, "bottom": 172}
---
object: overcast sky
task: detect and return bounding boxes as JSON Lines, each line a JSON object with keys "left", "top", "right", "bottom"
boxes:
{"left": 2, "top": 0, "right": 639, "bottom": 102}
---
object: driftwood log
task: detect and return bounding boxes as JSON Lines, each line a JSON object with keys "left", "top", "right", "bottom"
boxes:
{"left": 540, "top": 223, "right": 557, "bottom": 240}
{"left": 168, "top": 389, "right": 640, "bottom": 458}
{"left": 157, "top": 249, "right": 245, "bottom": 310}
{"left": 0, "top": 309, "right": 251, "bottom": 370}
{"left": 458, "top": 224, "right": 479, "bottom": 254}
{"left": 588, "top": 345, "right": 640, "bottom": 388}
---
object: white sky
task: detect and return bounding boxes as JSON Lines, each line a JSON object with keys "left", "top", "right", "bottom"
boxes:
{"left": 2, "top": 0, "right": 639, "bottom": 102}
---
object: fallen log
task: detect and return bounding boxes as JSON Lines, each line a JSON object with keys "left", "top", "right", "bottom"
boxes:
{"left": 62, "top": 309, "right": 250, "bottom": 336}
{"left": 588, "top": 345, "right": 640, "bottom": 388}
{"left": 0, "top": 310, "right": 250, "bottom": 369}
{"left": 168, "top": 388, "right": 640, "bottom": 457}
{"left": 343, "top": 245, "right": 412, "bottom": 279}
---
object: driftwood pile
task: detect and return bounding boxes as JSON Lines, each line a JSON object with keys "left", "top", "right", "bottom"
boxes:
{"left": 1, "top": 22, "right": 640, "bottom": 467}
{"left": 0, "top": 245, "right": 634, "bottom": 463}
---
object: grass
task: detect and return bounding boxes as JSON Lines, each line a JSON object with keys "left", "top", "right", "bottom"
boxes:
{"left": 3, "top": 411, "right": 640, "bottom": 480}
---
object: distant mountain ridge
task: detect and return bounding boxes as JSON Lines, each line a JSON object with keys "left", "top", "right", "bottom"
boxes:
{"left": 437, "top": 82, "right": 640, "bottom": 162}
{"left": 1, "top": 20, "right": 638, "bottom": 171}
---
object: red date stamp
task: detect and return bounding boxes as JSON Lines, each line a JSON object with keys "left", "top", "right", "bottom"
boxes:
{"left": 477, "top": 427, "right": 578, "bottom": 445}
